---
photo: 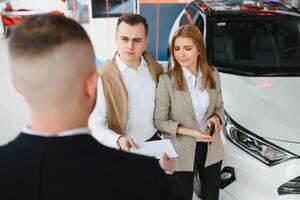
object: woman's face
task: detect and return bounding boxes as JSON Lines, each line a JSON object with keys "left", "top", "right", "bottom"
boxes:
{"left": 173, "top": 36, "right": 199, "bottom": 70}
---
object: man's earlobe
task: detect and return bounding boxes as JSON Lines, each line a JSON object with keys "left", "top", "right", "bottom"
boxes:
{"left": 12, "top": 79, "right": 20, "bottom": 93}
{"left": 145, "top": 37, "right": 148, "bottom": 49}
{"left": 85, "top": 71, "right": 98, "bottom": 99}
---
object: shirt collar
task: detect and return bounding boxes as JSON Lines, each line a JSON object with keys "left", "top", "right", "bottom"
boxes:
{"left": 22, "top": 126, "right": 91, "bottom": 137}
{"left": 182, "top": 67, "right": 202, "bottom": 80}
{"left": 115, "top": 54, "right": 146, "bottom": 73}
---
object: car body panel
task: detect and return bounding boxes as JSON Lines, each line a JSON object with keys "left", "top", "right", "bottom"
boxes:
{"left": 221, "top": 133, "right": 300, "bottom": 200}
{"left": 220, "top": 73, "right": 300, "bottom": 144}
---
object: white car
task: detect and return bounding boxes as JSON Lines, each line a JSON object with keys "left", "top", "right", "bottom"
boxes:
{"left": 169, "top": 0, "right": 300, "bottom": 199}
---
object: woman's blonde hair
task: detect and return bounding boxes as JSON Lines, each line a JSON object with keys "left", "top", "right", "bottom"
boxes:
{"left": 169, "top": 24, "right": 216, "bottom": 91}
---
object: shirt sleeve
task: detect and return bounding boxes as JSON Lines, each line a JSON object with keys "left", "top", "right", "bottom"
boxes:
{"left": 88, "top": 77, "right": 121, "bottom": 149}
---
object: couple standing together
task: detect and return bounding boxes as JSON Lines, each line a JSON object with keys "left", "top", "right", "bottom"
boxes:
{"left": 89, "top": 14, "right": 225, "bottom": 200}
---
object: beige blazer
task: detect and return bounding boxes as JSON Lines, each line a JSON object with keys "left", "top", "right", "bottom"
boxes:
{"left": 154, "top": 68, "right": 224, "bottom": 172}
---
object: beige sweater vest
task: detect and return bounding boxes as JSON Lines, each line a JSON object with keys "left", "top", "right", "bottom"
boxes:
{"left": 98, "top": 52, "right": 163, "bottom": 135}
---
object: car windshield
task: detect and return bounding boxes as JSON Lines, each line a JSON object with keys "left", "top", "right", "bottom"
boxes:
{"left": 211, "top": 14, "right": 300, "bottom": 75}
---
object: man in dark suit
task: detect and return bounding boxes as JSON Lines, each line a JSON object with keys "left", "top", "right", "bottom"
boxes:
{"left": 0, "top": 14, "right": 175, "bottom": 200}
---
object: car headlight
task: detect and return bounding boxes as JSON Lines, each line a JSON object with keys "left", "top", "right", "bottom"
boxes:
{"left": 223, "top": 113, "right": 298, "bottom": 166}
{"left": 278, "top": 176, "right": 300, "bottom": 195}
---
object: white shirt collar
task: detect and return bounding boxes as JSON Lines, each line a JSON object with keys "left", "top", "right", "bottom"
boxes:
{"left": 22, "top": 126, "right": 91, "bottom": 137}
{"left": 115, "top": 54, "right": 146, "bottom": 73}
{"left": 182, "top": 67, "right": 202, "bottom": 80}
{"left": 182, "top": 67, "right": 204, "bottom": 89}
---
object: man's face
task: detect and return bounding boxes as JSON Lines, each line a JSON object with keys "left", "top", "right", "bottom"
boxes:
{"left": 115, "top": 22, "right": 148, "bottom": 66}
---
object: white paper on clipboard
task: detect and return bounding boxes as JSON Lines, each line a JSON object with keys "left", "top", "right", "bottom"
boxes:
{"left": 130, "top": 139, "right": 179, "bottom": 159}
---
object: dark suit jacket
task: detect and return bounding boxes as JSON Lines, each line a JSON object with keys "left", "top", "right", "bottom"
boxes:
{"left": 0, "top": 133, "right": 175, "bottom": 200}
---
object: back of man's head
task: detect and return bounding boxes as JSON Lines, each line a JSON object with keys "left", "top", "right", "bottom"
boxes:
{"left": 9, "top": 14, "right": 97, "bottom": 130}
{"left": 9, "top": 14, "right": 92, "bottom": 56}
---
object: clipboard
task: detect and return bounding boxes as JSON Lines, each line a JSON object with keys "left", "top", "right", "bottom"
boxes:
{"left": 130, "top": 139, "right": 179, "bottom": 159}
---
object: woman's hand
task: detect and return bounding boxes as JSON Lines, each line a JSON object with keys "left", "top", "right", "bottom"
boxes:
{"left": 189, "top": 129, "right": 213, "bottom": 142}
{"left": 177, "top": 126, "right": 213, "bottom": 142}
{"left": 207, "top": 114, "right": 222, "bottom": 133}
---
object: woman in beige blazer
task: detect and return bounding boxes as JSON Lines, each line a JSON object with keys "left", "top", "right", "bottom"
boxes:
{"left": 154, "top": 25, "right": 224, "bottom": 200}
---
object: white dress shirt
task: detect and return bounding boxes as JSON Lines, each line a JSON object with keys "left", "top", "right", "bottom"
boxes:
{"left": 23, "top": 126, "right": 91, "bottom": 137}
{"left": 88, "top": 55, "right": 157, "bottom": 149}
{"left": 182, "top": 67, "right": 209, "bottom": 140}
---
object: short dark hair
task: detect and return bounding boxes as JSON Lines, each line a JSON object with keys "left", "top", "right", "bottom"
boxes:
{"left": 116, "top": 14, "right": 148, "bottom": 36}
{"left": 9, "top": 14, "right": 92, "bottom": 56}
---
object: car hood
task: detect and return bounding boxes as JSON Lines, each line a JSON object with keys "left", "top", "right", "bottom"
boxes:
{"left": 221, "top": 73, "right": 300, "bottom": 144}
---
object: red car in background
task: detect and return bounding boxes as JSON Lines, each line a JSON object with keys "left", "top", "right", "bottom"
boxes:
{"left": 0, "top": 1, "right": 64, "bottom": 37}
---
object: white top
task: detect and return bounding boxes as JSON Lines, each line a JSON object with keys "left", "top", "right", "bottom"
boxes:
{"left": 182, "top": 67, "right": 209, "bottom": 138}
{"left": 23, "top": 126, "right": 91, "bottom": 137}
{"left": 88, "top": 55, "right": 157, "bottom": 149}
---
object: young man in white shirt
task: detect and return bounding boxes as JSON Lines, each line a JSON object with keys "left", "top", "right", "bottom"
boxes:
{"left": 89, "top": 14, "right": 177, "bottom": 173}
{"left": 89, "top": 14, "right": 165, "bottom": 150}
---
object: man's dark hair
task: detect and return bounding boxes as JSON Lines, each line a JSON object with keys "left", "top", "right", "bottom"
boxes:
{"left": 116, "top": 14, "right": 148, "bottom": 36}
{"left": 9, "top": 14, "right": 92, "bottom": 56}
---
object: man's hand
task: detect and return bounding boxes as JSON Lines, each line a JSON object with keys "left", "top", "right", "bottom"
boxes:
{"left": 159, "top": 153, "right": 176, "bottom": 174}
{"left": 117, "top": 136, "right": 137, "bottom": 152}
